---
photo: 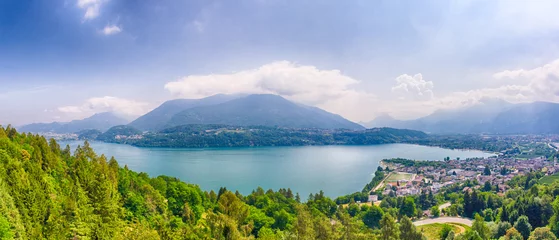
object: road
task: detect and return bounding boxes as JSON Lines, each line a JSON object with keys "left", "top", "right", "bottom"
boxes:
{"left": 413, "top": 217, "right": 473, "bottom": 227}
{"left": 439, "top": 202, "right": 451, "bottom": 211}
{"left": 371, "top": 172, "right": 391, "bottom": 192}
{"left": 549, "top": 142, "right": 558, "bottom": 152}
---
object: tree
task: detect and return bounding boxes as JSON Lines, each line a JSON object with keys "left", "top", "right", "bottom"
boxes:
{"left": 380, "top": 214, "right": 399, "bottom": 240}
{"left": 483, "top": 165, "right": 491, "bottom": 176}
{"left": 440, "top": 224, "right": 453, "bottom": 240}
{"left": 399, "top": 216, "right": 423, "bottom": 240}
{"left": 431, "top": 206, "right": 441, "bottom": 217}
{"left": 514, "top": 215, "right": 532, "bottom": 240}
{"left": 445, "top": 230, "right": 455, "bottom": 240}
{"left": 362, "top": 205, "right": 384, "bottom": 229}
{"left": 505, "top": 227, "right": 524, "bottom": 240}
{"left": 528, "top": 227, "right": 557, "bottom": 240}
{"left": 0, "top": 216, "right": 13, "bottom": 240}
{"left": 549, "top": 197, "right": 559, "bottom": 237}
{"left": 459, "top": 229, "right": 483, "bottom": 240}
{"left": 400, "top": 197, "right": 417, "bottom": 218}
{"left": 495, "top": 221, "right": 512, "bottom": 239}
{"left": 501, "top": 167, "right": 509, "bottom": 175}
{"left": 472, "top": 214, "right": 490, "bottom": 240}
{"left": 483, "top": 181, "right": 492, "bottom": 192}
{"left": 294, "top": 205, "right": 315, "bottom": 240}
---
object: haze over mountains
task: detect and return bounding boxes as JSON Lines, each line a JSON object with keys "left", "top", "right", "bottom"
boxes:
{"left": 364, "top": 100, "right": 559, "bottom": 134}
{"left": 20, "top": 95, "right": 559, "bottom": 135}
{"left": 19, "top": 112, "right": 129, "bottom": 134}
{"left": 21, "top": 94, "right": 365, "bottom": 133}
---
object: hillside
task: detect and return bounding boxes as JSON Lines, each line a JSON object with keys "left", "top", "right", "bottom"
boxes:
{"left": 100, "top": 125, "right": 427, "bottom": 148}
{"left": 365, "top": 100, "right": 559, "bottom": 134}
{"left": 0, "top": 125, "right": 384, "bottom": 239}
{"left": 19, "top": 112, "right": 129, "bottom": 133}
{"left": 128, "top": 94, "right": 241, "bottom": 131}
{"left": 166, "top": 94, "right": 365, "bottom": 130}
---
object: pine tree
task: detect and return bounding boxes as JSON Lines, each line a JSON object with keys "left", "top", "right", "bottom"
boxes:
{"left": 399, "top": 216, "right": 423, "bottom": 240}
{"left": 514, "top": 215, "right": 533, "bottom": 240}
{"left": 380, "top": 214, "right": 399, "bottom": 240}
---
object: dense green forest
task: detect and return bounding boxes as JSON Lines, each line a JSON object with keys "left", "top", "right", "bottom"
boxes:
{"left": 97, "top": 124, "right": 429, "bottom": 148}
{"left": 4, "top": 125, "right": 559, "bottom": 239}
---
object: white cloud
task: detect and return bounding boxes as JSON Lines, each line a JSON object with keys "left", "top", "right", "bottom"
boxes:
{"left": 58, "top": 96, "right": 151, "bottom": 118}
{"left": 166, "top": 61, "right": 364, "bottom": 103}
{"left": 77, "top": 0, "right": 106, "bottom": 20}
{"left": 491, "top": 58, "right": 559, "bottom": 103}
{"left": 102, "top": 25, "right": 122, "bottom": 35}
{"left": 164, "top": 61, "right": 378, "bottom": 121}
{"left": 162, "top": 59, "right": 559, "bottom": 122}
{"left": 391, "top": 73, "right": 434, "bottom": 100}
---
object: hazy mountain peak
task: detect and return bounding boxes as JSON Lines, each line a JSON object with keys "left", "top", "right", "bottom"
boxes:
{"left": 20, "top": 112, "right": 128, "bottom": 134}
{"left": 165, "top": 93, "right": 364, "bottom": 130}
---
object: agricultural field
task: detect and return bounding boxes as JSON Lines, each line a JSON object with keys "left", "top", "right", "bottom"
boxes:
{"left": 417, "top": 223, "right": 465, "bottom": 240}
{"left": 386, "top": 172, "right": 415, "bottom": 182}
{"left": 540, "top": 173, "right": 559, "bottom": 185}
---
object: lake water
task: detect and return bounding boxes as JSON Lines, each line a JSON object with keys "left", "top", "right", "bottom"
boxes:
{"left": 60, "top": 141, "right": 494, "bottom": 198}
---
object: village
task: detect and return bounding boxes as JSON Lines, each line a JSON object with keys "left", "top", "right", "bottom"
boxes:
{"left": 371, "top": 156, "right": 559, "bottom": 200}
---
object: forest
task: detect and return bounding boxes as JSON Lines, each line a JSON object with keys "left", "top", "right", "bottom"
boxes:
{"left": 2, "top": 125, "right": 559, "bottom": 239}
{"left": 96, "top": 124, "right": 429, "bottom": 148}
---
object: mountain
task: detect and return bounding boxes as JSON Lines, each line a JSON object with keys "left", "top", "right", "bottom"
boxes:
{"left": 19, "top": 112, "right": 129, "bottom": 133}
{"left": 365, "top": 100, "right": 559, "bottom": 134}
{"left": 166, "top": 94, "right": 365, "bottom": 130}
{"left": 128, "top": 94, "right": 241, "bottom": 131}
{"left": 487, "top": 102, "right": 559, "bottom": 134}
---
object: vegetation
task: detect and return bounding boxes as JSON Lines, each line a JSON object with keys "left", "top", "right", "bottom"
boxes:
{"left": 99, "top": 124, "right": 429, "bottom": 148}
{"left": 4, "top": 124, "right": 559, "bottom": 239}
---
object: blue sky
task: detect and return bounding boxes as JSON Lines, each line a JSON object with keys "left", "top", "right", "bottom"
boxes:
{"left": 2, "top": 0, "right": 559, "bottom": 125}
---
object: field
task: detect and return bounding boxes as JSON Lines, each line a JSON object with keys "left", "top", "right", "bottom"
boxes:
{"left": 540, "top": 173, "right": 559, "bottom": 185}
{"left": 417, "top": 223, "right": 463, "bottom": 240}
{"left": 386, "top": 172, "right": 414, "bottom": 182}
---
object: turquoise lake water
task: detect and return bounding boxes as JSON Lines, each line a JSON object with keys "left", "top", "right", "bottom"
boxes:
{"left": 61, "top": 141, "right": 494, "bottom": 198}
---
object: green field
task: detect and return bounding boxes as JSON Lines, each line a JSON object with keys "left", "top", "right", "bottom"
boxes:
{"left": 540, "top": 173, "right": 559, "bottom": 185}
{"left": 417, "top": 223, "right": 461, "bottom": 240}
{"left": 386, "top": 172, "right": 414, "bottom": 182}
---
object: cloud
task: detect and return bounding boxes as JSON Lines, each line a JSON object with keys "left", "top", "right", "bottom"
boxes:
{"left": 165, "top": 61, "right": 367, "bottom": 104}
{"left": 58, "top": 96, "right": 151, "bottom": 117}
{"left": 164, "top": 61, "right": 378, "bottom": 121}
{"left": 192, "top": 20, "right": 205, "bottom": 33}
{"left": 391, "top": 73, "right": 434, "bottom": 100}
{"left": 77, "top": 0, "right": 106, "bottom": 20}
{"left": 491, "top": 58, "right": 559, "bottom": 102}
{"left": 102, "top": 25, "right": 121, "bottom": 35}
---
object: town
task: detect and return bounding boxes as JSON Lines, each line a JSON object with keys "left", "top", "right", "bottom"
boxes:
{"left": 374, "top": 156, "right": 559, "bottom": 199}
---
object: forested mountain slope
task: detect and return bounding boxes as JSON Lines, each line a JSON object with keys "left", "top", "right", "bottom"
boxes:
{"left": 0, "top": 126, "right": 382, "bottom": 239}
{"left": 166, "top": 94, "right": 365, "bottom": 130}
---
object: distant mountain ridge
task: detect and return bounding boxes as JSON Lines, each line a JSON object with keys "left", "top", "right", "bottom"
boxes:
{"left": 128, "top": 94, "right": 241, "bottom": 131}
{"left": 132, "top": 94, "right": 365, "bottom": 131}
{"left": 20, "top": 112, "right": 129, "bottom": 134}
{"left": 364, "top": 100, "right": 559, "bottom": 134}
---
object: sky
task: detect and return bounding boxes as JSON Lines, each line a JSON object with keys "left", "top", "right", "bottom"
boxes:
{"left": 2, "top": 0, "right": 559, "bottom": 126}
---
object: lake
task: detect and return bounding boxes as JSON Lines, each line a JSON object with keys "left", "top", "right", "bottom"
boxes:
{"left": 61, "top": 141, "right": 494, "bottom": 198}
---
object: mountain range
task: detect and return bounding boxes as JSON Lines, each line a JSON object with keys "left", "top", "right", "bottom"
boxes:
{"left": 128, "top": 94, "right": 241, "bottom": 131}
{"left": 164, "top": 94, "right": 364, "bottom": 130}
{"left": 20, "top": 94, "right": 364, "bottom": 134}
{"left": 19, "top": 112, "right": 129, "bottom": 134}
{"left": 21, "top": 95, "right": 559, "bottom": 135}
{"left": 364, "top": 100, "right": 559, "bottom": 134}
